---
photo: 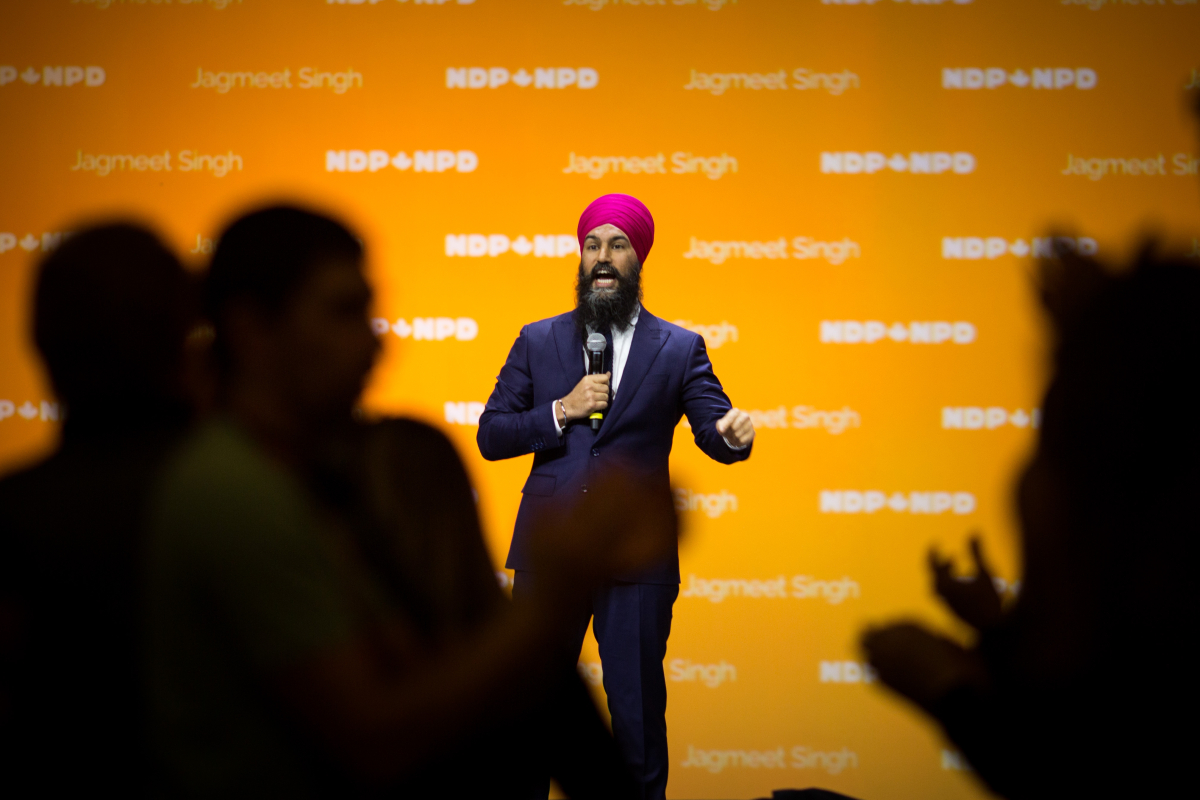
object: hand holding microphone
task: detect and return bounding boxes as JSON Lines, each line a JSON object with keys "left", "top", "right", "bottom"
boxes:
{"left": 560, "top": 374, "right": 610, "bottom": 425}
{"left": 559, "top": 333, "right": 610, "bottom": 430}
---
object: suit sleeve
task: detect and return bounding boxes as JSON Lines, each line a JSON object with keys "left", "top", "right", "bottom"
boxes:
{"left": 477, "top": 326, "right": 565, "bottom": 461}
{"left": 680, "top": 333, "right": 752, "bottom": 465}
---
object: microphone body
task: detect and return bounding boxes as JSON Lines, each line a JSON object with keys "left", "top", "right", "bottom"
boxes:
{"left": 586, "top": 332, "right": 607, "bottom": 431}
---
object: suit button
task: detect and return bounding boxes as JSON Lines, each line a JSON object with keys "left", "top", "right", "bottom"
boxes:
{"left": 581, "top": 485, "right": 589, "bottom": 493}
{"left": 591, "top": 448, "right": 599, "bottom": 457}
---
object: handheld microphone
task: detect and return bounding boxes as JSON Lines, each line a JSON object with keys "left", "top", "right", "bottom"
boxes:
{"left": 586, "top": 332, "right": 607, "bottom": 431}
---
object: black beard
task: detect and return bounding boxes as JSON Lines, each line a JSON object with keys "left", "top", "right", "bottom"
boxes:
{"left": 574, "top": 259, "right": 642, "bottom": 337}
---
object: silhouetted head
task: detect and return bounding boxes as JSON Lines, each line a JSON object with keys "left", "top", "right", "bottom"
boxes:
{"left": 33, "top": 223, "right": 193, "bottom": 435}
{"left": 206, "top": 205, "right": 377, "bottom": 424}
{"left": 1021, "top": 249, "right": 1200, "bottom": 602}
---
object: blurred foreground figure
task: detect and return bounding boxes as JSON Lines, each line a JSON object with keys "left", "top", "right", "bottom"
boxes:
{"left": 146, "top": 205, "right": 662, "bottom": 796}
{"left": 863, "top": 248, "right": 1199, "bottom": 799}
{"left": 0, "top": 225, "right": 195, "bottom": 791}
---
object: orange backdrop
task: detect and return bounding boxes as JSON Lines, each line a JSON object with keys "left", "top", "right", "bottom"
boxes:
{"left": 2, "top": 2, "right": 1198, "bottom": 798}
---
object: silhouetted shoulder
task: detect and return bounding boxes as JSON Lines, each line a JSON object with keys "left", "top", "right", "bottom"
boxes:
{"left": 364, "top": 417, "right": 475, "bottom": 490}
{"left": 350, "top": 416, "right": 501, "bottom": 634}
{"left": 0, "top": 458, "right": 53, "bottom": 522}
{"left": 373, "top": 416, "right": 460, "bottom": 457}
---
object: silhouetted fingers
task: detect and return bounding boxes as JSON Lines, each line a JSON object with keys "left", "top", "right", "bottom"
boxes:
{"left": 969, "top": 536, "right": 992, "bottom": 579}
{"left": 928, "top": 546, "right": 954, "bottom": 587}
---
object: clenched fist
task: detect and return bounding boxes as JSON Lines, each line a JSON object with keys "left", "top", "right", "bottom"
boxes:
{"left": 560, "top": 372, "right": 610, "bottom": 423}
{"left": 716, "top": 407, "right": 754, "bottom": 448}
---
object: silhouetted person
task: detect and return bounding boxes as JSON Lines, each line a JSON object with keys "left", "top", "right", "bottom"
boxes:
{"left": 863, "top": 247, "right": 1199, "bottom": 799}
{"left": 318, "top": 419, "right": 505, "bottom": 646}
{"left": 145, "top": 205, "right": 660, "bottom": 796}
{"left": 315, "top": 417, "right": 641, "bottom": 798}
{"left": 0, "top": 224, "right": 196, "bottom": 792}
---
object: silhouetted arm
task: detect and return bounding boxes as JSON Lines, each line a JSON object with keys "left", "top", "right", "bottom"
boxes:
{"left": 273, "top": 467, "right": 678, "bottom": 787}
{"left": 271, "top": 600, "right": 577, "bottom": 783}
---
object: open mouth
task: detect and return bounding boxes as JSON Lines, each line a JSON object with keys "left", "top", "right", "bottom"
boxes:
{"left": 591, "top": 266, "right": 618, "bottom": 291}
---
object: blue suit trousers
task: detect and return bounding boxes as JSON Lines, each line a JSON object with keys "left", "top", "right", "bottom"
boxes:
{"left": 514, "top": 572, "right": 679, "bottom": 800}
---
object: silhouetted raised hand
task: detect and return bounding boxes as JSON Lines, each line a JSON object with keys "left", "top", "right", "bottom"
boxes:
{"left": 929, "top": 536, "right": 1003, "bottom": 631}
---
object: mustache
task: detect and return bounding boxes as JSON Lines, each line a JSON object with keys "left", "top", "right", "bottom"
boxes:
{"left": 588, "top": 265, "right": 619, "bottom": 282}
{"left": 575, "top": 258, "right": 642, "bottom": 335}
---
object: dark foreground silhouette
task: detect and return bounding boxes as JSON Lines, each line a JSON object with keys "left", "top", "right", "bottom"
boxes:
{"left": 864, "top": 246, "right": 1199, "bottom": 799}
{"left": 144, "top": 205, "right": 663, "bottom": 797}
{"left": 0, "top": 224, "right": 197, "bottom": 792}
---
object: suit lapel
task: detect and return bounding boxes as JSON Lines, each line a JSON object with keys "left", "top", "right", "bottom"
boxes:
{"left": 599, "top": 308, "right": 668, "bottom": 441}
{"left": 553, "top": 313, "right": 585, "bottom": 387}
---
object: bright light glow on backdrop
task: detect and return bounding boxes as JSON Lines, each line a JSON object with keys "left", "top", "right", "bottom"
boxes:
{"left": 1, "top": 1, "right": 1198, "bottom": 798}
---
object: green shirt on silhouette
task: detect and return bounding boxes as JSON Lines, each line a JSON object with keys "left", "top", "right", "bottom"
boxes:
{"left": 145, "top": 418, "right": 357, "bottom": 797}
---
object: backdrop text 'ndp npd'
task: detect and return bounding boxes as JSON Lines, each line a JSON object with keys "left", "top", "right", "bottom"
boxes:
{"left": 1, "top": 1, "right": 1197, "bottom": 797}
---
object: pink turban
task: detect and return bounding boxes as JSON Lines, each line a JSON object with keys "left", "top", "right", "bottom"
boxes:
{"left": 577, "top": 194, "right": 655, "bottom": 266}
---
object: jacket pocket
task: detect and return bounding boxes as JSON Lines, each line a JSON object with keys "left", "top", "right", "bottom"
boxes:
{"left": 522, "top": 473, "right": 556, "bottom": 497}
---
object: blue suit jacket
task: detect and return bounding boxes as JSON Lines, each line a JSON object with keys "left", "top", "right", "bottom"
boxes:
{"left": 477, "top": 307, "right": 751, "bottom": 584}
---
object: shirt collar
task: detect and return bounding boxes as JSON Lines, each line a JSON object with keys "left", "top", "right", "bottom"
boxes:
{"left": 586, "top": 304, "right": 641, "bottom": 336}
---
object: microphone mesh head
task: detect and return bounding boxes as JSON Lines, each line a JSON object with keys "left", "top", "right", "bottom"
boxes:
{"left": 586, "top": 332, "right": 607, "bottom": 352}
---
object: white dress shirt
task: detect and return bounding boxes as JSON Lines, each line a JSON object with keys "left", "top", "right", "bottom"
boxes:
{"left": 553, "top": 306, "right": 640, "bottom": 437}
{"left": 553, "top": 306, "right": 746, "bottom": 450}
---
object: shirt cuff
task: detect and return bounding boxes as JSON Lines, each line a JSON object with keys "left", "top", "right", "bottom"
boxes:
{"left": 552, "top": 401, "right": 564, "bottom": 437}
{"left": 723, "top": 434, "right": 749, "bottom": 451}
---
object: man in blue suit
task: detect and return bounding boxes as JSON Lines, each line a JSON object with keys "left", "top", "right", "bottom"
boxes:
{"left": 478, "top": 194, "right": 754, "bottom": 800}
